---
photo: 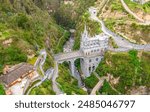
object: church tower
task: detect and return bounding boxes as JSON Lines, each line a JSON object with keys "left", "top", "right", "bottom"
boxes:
{"left": 80, "top": 25, "right": 109, "bottom": 77}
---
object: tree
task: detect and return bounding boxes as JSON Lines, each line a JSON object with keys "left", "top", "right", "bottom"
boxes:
{"left": 0, "top": 84, "right": 5, "bottom": 95}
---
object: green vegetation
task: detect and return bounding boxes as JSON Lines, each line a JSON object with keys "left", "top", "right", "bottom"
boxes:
{"left": 57, "top": 64, "right": 87, "bottom": 95}
{"left": 140, "top": 52, "right": 150, "bottom": 87}
{"left": 54, "top": 31, "right": 70, "bottom": 53}
{"left": 0, "top": 84, "right": 5, "bottom": 95}
{"left": 0, "top": 46, "right": 27, "bottom": 73}
{"left": 73, "top": 12, "right": 102, "bottom": 50}
{"left": 0, "top": 0, "right": 70, "bottom": 73}
{"left": 124, "top": 0, "right": 150, "bottom": 14}
{"left": 84, "top": 74, "right": 99, "bottom": 89}
{"left": 109, "top": 37, "right": 118, "bottom": 48}
{"left": 0, "top": 0, "right": 100, "bottom": 73}
{"left": 29, "top": 80, "right": 55, "bottom": 95}
{"left": 99, "top": 80, "right": 119, "bottom": 95}
{"left": 111, "top": 0, "right": 125, "bottom": 12}
{"left": 129, "top": 23, "right": 150, "bottom": 43}
{"left": 24, "top": 80, "right": 40, "bottom": 95}
{"left": 101, "top": 0, "right": 150, "bottom": 44}
{"left": 96, "top": 51, "right": 150, "bottom": 94}
{"left": 104, "top": 18, "right": 116, "bottom": 31}
{"left": 28, "top": 57, "right": 38, "bottom": 65}
{"left": 43, "top": 55, "right": 54, "bottom": 72}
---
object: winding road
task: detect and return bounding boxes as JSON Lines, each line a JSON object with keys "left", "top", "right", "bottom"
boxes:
{"left": 52, "top": 61, "right": 63, "bottom": 95}
{"left": 120, "top": 0, "right": 150, "bottom": 25}
{"left": 25, "top": 49, "right": 55, "bottom": 95}
{"left": 90, "top": 9, "right": 150, "bottom": 52}
{"left": 90, "top": 72, "right": 108, "bottom": 95}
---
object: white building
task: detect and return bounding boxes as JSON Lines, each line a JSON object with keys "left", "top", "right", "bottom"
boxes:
{"left": 80, "top": 25, "right": 109, "bottom": 77}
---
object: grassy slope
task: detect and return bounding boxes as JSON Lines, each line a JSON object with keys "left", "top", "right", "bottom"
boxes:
{"left": 73, "top": 12, "right": 102, "bottom": 50}
{"left": 0, "top": 0, "right": 69, "bottom": 73}
{"left": 57, "top": 64, "right": 87, "bottom": 95}
{"left": 124, "top": 0, "right": 150, "bottom": 14}
{"left": 29, "top": 80, "right": 55, "bottom": 95}
{"left": 0, "top": 84, "right": 5, "bottom": 95}
{"left": 97, "top": 0, "right": 150, "bottom": 44}
{"left": 84, "top": 73, "right": 99, "bottom": 89}
{"left": 96, "top": 51, "right": 150, "bottom": 94}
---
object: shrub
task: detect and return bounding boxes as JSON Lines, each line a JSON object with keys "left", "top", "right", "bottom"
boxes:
{"left": 0, "top": 84, "right": 5, "bottom": 95}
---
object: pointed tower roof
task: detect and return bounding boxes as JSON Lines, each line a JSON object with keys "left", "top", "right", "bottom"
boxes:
{"left": 82, "top": 24, "right": 88, "bottom": 40}
{"left": 84, "top": 24, "right": 88, "bottom": 35}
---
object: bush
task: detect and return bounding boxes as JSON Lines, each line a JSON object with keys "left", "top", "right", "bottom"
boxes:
{"left": 84, "top": 74, "right": 99, "bottom": 89}
{"left": 29, "top": 80, "right": 55, "bottom": 95}
{"left": 57, "top": 64, "right": 87, "bottom": 95}
{"left": 15, "top": 13, "right": 30, "bottom": 29}
{"left": 99, "top": 80, "right": 119, "bottom": 95}
{"left": 0, "top": 84, "right": 5, "bottom": 95}
{"left": 0, "top": 46, "right": 27, "bottom": 70}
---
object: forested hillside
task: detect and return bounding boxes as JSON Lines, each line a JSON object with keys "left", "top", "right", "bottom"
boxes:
{"left": 0, "top": 0, "right": 98, "bottom": 73}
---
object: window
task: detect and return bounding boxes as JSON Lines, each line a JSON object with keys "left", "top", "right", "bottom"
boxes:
{"left": 89, "top": 67, "right": 91, "bottom": 71}
{"left": 89, "top": 59, "right": 92, "bottom": 63}
{"left": 96, "top": 58, "right": 99, "bottom": 61}
{"left": 92, "top": 66, "right": 95, "bottom": 71}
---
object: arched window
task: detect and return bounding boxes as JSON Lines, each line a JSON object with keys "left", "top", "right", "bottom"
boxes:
{"left": 89, "top": 67, "right": 91, "bottom": 72}
{"left": 89, "top": 59, "right": 92, "bottom": 63}
{"left": 96, "top": 58, "right": 99, "bottom": 61}
{"left": 92, "top": 66, "right": 95, "bottom": 71}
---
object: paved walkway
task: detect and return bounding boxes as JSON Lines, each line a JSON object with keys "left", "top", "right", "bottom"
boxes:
{"left": 90, "top": 72, "right": 108, "bottom": 95}
{"left": 52, "top": 61, "right": 63, "bottom": 95}
{"left": 24, "top": 49, "right": 56, "bottom": 95}
{"left": 90, "top": 72, "right": 121, "bottom": 95}
{"left": 90, "top": 8, "right": 150, "bottom": 52}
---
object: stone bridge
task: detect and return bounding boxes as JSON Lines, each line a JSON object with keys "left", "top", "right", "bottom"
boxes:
{"left": 54, "top": 25, "right": 109, "bottom": 78}
{"left": 54, "top": 51, "right": 83, "bottom": 63}
{"left": 54, "top": 50, "right": 105, "bottom": 78}
{"left": 54, "top": 51, "right": 83, "bottom": 78}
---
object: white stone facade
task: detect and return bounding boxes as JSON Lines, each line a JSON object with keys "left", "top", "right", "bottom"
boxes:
{"left": 89, "top": 7, "right": 97, "bottom": 17}
{"left": 80, "top": 25, "right": 108, "bottom": 57}
{"left": 80, "top": 26, "right": 109, "bottom": 77}
{"left": 55, "top": 25, "right": 109, "bottom": 78}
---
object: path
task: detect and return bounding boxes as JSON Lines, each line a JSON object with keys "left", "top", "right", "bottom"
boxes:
{"left": 120, "top": 0, "right": 150, "bottom": 25}
{"left": 90, "top": 8, "right": 150, "bottom": 52}
{"left": 52, "top": 61, "right": 63, "bottom": 95}
{"left": 91, "top": 72, "right": 120, "bottom": 95}
{"left": 90, "top": 72, "right": 108, "bottom": 95}
{"left": 25, "top": 49, "right": 55, "bottom": 94}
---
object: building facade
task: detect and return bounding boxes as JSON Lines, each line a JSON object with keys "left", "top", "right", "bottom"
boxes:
{"left": 54, "top": 26, "right": 109, "bottom": 78}
{"left": 0, "top": 63, "right": 35, "bottom": 95}
{"left": 80, "top": 26, "right": 109, "bottom": 77}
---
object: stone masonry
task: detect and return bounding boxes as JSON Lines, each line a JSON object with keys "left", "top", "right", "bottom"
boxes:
{"left": 54, "top": 25, "right": 109, "bottom": 78}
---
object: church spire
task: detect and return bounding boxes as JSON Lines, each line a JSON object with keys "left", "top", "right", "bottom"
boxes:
{"left": 82, "top": 24, "right": 88, "bottom": 40}
{"left": 84, "top": 24, "right": 88, "bottom": 35}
